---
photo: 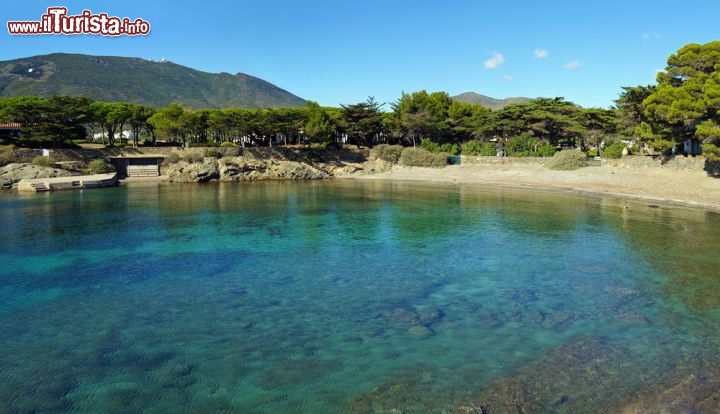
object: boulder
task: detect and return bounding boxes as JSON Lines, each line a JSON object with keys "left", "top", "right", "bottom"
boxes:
{"left": 0, "top": 163, "right": 72, "bottom": 187}
{"left": 163, "top": 158, "right": 220, "bottom": 183}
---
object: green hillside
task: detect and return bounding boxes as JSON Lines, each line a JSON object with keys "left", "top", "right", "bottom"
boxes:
{"left": 452, "top": 92, "right": 531, "bottom": 110}
{"left": 0, "top": 53, "right": 306, "bottom": 109}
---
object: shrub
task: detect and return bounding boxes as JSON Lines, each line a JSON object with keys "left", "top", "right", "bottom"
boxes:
{"left": 0, "top": 151, "right": 17, "bottom": 167}
{"left": 182, "top": 151, "right": 205, "bottom": 163}
{"left": 311, "top": 142, "right": 330, "bottom": 150}
{"left": 220, "top": 141, "right": 237, "bottom": 147}
{"left": 399, "top": 147, "right": 448, "bottom": 168}
{"left": 203, "top": 149, "right": 222, "bottom": 159}
{"left": 603, "top": 142, "right": 626, "bottom": 159}
{"left": 31, "top": 156, "right": 55, "bottom": 167}
{"left": 587, "top": 148, "right": 599, "bottom": 157}
{"left": 371, "top": 144, "right": 403, "bottom": 163}
{"left": 420, "top": 139, "right": 460, "bottom": 155}
{"left": 462, "top": 140, "right": 496, "bottom": 156}
{"left": 162, "top": 152, "right": 181, "bottom": 165}
{"left": 84, "top": 159, "right": 114, "bottom": 174}
{"left": 537, "top": 144, "right": 557, "bottom": 157}
{"left": 646, "top": 138, "right": 675, "bottom": 155}
{"left": 506, "top": 134, "right": 542, "bottom": 157}
{"left": 545, "top": 149, "right": 588, "bottom": 170}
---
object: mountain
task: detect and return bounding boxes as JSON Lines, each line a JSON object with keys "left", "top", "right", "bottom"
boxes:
{"left": 452, "top": 92, "right": 531, "bottom": 110}
{"left": 0, "top": 53, "right": 306, "bottom": 109}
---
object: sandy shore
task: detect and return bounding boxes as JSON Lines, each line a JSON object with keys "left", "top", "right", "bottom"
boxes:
{"left": 347, "top": 163, "right": 720, "bottom": 211}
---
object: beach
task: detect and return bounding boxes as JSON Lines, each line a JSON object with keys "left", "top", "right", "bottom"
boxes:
{"left": 348, "top": 160, "right": 720, "bottom": 211}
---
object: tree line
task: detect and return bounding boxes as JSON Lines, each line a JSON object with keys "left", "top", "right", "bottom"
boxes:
{"left": 1, "top": 41, "right": 718, "bottom": 156}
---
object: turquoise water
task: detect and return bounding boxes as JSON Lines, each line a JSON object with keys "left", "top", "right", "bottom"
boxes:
{"left": 1, "top": 180, "right": 719, "bottom": 413}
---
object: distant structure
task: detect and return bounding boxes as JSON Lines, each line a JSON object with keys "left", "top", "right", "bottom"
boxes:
{"left": 0, "top": 123, "right": 21, "bottom": 143}
{"left": 684, "top": 138, "right": 702, "bottom": 156}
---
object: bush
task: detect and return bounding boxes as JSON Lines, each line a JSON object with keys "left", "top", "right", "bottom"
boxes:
{"left": 587, "top": 148, "right": 599, "bottom": 157}
{"left": 203, "top": 149, "right": 222, "bottom": 158}
{"left": 31, "top": 156, "right": 55, "bottom": 167}
{"left": 646, "top": 138, "right": 675, "bottom": 155}
{"left": 84, "top": 159, "right": 114, "bottom": 174}
{"left": 506, "top": 134, "right": 542, "bottom": 157}
{"left": 0, "top": 151, "right": 17, "bottom": 167}
{"left": 420, "top": 139, "right": 460, "bottom": 155}
{"left": 603, "top": 142, "right": 626, "bottom": 159}
{"left": 462, "top": 140, "right": 496, "bottom": 156}
{"left": 371, "top": 144, "right": 403, "bottom": 163}
{"left": 537, "top": 144, "right": 557, "bottom": 157}
{"left": 220, "top": 141, "right": 237, "bottom": 147}
{"left": 311, "top": 142, "right": 330, "bottom": 150}
{"left": 545, "top": 149, "right": 588, "bottom": 170}
{"left": 182, "top": 151, "right": 205, "bottom": 163}
{"left": 162, "top": 152, "right": 181, "bottom": 166}
{"left": 399, "top": 147, "right": 448, "bottom": 168}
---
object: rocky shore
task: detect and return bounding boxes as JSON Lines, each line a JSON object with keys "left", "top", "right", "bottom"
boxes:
{"left": 4, "top": 148, "right": 720, "bottom": 213}
{"left": 0, "top": 163, "right": 72, "bottom": 189}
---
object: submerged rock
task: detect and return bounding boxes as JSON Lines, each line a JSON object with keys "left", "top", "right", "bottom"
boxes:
{"left": 407, "top": 324, "right": 435, "bottom": 339}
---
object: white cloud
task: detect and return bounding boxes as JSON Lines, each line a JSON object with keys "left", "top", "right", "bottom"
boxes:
{"left": 642, "top": 32, "right": 661, "bottom": 39}
{"left": 484, "top": 53, "right": 505, "bottom": 69}
{"left": 533, "top": 49, "right": 548, "bottom": 59}
{"left": 564, "top": 60, "right": 583, "bottom": 70}
{"left": 502, "top": 74, "right": 513, "bottom": 81}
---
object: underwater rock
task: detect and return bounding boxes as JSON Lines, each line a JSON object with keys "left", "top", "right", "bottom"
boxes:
{"left": 408, "top": 324, "right": 435, "bottom": 339}
{"left": 464, "top": 336, "right": 643, "bottom": 413}
{"left": 417, "top": 307, "right": 445, "bottom": 326}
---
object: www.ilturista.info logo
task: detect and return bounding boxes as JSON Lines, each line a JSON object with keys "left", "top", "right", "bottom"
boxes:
{"left": 7, "top": 7, "right": 151, "bottom": 36}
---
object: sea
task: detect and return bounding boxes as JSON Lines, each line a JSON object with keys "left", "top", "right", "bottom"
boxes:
{"left": 1, "top": 180, "right": 719, "bottom": 413}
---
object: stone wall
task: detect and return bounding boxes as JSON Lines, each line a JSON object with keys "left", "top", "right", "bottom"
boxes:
{"left": 460, "top": 156, "right": 547, "bottom": 165}
{"left": 10, "top": 147, "right": 176, "bottom": 163}
{"left": 460, "top": 154, "right": 720, "bottom": 175}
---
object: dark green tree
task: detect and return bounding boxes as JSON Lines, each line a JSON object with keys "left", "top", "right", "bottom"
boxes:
{"left": 644, "top": 41, "right": 720, "bottom": 145}
{"left": 340, "top": 97, "right": 383, "bottom": 148}
{"left": 304, "top": 101, "right": 335, "bottom": 147}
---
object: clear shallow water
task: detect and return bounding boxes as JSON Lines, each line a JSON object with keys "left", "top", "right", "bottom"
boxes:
{"left": 1, "top": 180, "right": 719, "bottom": 413}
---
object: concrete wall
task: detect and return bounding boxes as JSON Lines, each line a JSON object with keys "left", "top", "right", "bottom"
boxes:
{"left": 460, "top": 154, "right": 720, "bottom": 174}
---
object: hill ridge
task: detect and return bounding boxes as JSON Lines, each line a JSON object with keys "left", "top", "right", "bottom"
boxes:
{"left": 452, "top": 92, "right": 531, "bottom": 110}
{"left": 0, "top": 53, "right": 306, "bottom": 109}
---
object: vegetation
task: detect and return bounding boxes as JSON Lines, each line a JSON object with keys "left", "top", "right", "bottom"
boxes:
{"left": 603, "top": 142, "right": 626, "bottom": 159}
{"left": 1, "top": 41, "right": 719, "bottom": 164}
{"left": 420, "top": 139, "right": 460, "bottom": 155}
{"left": 84, "top": 159, "right": 114, "bottom": 174}
{"left": 371, "top": 144, "right": 403, "bottom": 163}
{"left": 399, "top": 147, "right": 448, "bottom": 168}
{"left": 545, "top": 150, "right": 588, "bottom": 170}
{"left": 702, "top": 144, "right": 720, "bottom": 161}
{"left": 31, "top": 156, "right": 55, "bottom": 167}
{"left": 462, "top": 140, "right": 497, "bottom": 156}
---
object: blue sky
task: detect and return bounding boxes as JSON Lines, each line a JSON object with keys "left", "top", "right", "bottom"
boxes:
{"left": 2, "top": 0, "right": 719, "bottom": 109}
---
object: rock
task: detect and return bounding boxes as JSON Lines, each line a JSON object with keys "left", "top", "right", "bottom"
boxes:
{"left": 163, "top": 158, "right": 219, "bottom": 182}
{"left": 417, "top": 307, "right": 444, "bottom": 326}
{"left": 407, "top": 324, "right": 435, "bottom": 339}
{"left": 0, "top": 163, "right": 72, "bottom": 185}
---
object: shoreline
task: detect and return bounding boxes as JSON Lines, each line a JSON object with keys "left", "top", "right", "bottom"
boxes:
{"left": 344, "top": 163, "right": 720, "bottom": 212}
{"left": 13, "top": 159, "right": 720, "bottom": 212}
